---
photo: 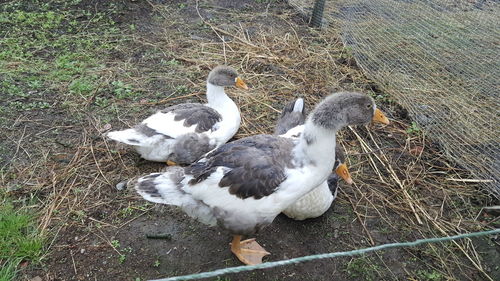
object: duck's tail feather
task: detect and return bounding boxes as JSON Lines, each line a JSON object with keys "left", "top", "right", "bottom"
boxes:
{"left": 292, "top": 98, "right": 304, "bottom": 113}
{"left": 135, "top": 167, "right": 217, "bottom": 226}
{"left": 107, "top": 128, "right": 149, "bottom": 146}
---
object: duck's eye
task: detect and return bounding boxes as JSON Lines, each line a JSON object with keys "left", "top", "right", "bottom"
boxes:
{"left": 366, "top": 104, "right": 372, "bottom": 109}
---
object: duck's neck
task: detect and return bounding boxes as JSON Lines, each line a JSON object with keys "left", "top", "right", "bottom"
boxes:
{"left": 206, "top": 82, "right": 235, "bottom": 111}
{"left": 292, "top": 119, "right": 338, "bottom": 172}
{"left": 205, "top": 82, "right": 240, "bottom": 143}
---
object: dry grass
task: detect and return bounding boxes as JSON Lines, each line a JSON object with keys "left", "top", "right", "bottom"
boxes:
{"left": 2, "top": 0, "right": 497, "bottom": 280}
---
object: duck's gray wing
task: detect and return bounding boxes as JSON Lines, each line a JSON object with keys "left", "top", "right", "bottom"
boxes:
{"left": 185, "top": 135, "right": 295, "bottom": 199}
{"left": 169, "top": 133, "right": 216, "bottom": 165}
{"left": 161, "top": 103, "right": 222, "bottom": 133}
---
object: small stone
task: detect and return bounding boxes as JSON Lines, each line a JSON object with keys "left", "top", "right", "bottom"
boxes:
{"left": 30, "top": 277, "right": 42, "bottom": 281}
{"left": 80, "top": 248, "right": 85, "bottom": 254}
{"left": 102, "top": 123, "right": 112, "bottom": 131}
{"left": 190, "top": 35, "right": 205, "bottom": 41}
{"left": 115, "top": 181, "right": 128, "bottom": 191}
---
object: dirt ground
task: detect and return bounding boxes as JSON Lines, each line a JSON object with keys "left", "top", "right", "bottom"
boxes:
{"left": 1, "top": 0, "right": 498, "bottom": 281}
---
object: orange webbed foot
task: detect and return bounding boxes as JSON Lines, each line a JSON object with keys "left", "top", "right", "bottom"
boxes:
{"left": 230, "top": 236, "right": 270, "bottom": 265}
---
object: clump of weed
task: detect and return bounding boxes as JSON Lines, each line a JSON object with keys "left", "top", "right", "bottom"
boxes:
{"left": 345, "top": 256, "right": 380, "bottom": 281}
{"left": 0, "top": 195, "right": 44, "bottom": 280}
{"left": 407, "top": 121, "right": 421, "bottom": 135}
{"left": 417, "top": 269, "right": 444, "bottom": 281}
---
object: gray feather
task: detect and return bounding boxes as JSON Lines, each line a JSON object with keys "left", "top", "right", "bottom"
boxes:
{"left": 311, "top": 92, "right": 375, "bottom": 129}
{"left": 169, "top": 133, "right": 216, "bottom": 165}
{"left": 161, "top": 103, "right": 222, "bottom": 133}
{"left": 207, "top": 66, "right": 238, "bottom": 87}
{"left": 185, "top": 135, "right": 294, "bottom": 199}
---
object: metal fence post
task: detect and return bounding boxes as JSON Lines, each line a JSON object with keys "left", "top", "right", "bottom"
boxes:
{"left": 310, "top": 0, "right": 326, "bottom": 28}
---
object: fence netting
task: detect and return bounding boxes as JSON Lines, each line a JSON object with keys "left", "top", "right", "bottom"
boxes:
{"left": 288, "top": 0, "right": 499, "bottom": 198}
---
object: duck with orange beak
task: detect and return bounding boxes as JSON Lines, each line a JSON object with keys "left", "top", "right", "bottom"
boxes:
{"left": 106, "top": 65, "right": 248, "bottom": 165}
{"left": 135, "top": 92, "right": 391, "bottom": 265}
{"left": 275, "top": 97, "right": 387, "bottom": 220}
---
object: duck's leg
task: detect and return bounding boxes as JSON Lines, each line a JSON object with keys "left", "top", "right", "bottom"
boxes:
{"left": 230, "top": 235, "right": 270, "bottom": 265}
{"left": 166, "top": 160, "right": 177, "bottom": 166}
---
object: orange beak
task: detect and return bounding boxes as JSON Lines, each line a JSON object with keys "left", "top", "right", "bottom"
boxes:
{"left": 373, "top": 108, "right": 390, "bottom": 125}
{"left": 235, "top": 77, "right": 248, "bottom": 90}
{"left": 335, "top": 163, "right": 354, "bottom": 185}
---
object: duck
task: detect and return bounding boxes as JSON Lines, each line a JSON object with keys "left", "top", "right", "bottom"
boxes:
{"left": 135, "top": 92, "right": 390, "bottom": 265}
{"left": 106, "top": 66, "right": 248, "bottom": 165}
{"left": 274, "top": 98, "right": 356, "bottom": 220}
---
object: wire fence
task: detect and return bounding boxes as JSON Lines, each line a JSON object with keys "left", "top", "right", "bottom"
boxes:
{"left": 288, "top": 0, "right": 499, "bottom": 198}
{"left": 151, "top": 229, "right": 500, "bottom": 281}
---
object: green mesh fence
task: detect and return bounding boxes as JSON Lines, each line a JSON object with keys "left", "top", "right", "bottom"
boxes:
{"left": 288, "top": 0, "right": 499, "bottom": 198}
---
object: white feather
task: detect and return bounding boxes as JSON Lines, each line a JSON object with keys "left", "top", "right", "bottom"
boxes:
{"left": 142, "top": 111, "right": 198, "bottom": 138}
{"left": 292, "top": 98, "right": 304, "bottom": 113}
{"left": 136, "top": 172, "right": 217, "bottom": 226}
{"left": 107, "top": 128, "right": 149, "bottom": 145}
{"left": 204, "top": 83, "right": 241, "bottom": 145}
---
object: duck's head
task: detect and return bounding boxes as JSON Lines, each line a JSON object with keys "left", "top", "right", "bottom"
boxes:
{"left": 334, "top": 146, "right": 354, "bottom": 185}
{"left": 207, "top": 66, "right": 248, "bottom": 90}
{"left": 310, "top": 91, "right": 390, "bottom": 130}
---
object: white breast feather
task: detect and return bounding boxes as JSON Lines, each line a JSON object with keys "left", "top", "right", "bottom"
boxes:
{"left": 206, "top": 104, "right": 240, "bottom": 146}
{"left": 279, "top": 124, "right": 337, "bottom": 220}
{"left": 282, "top": 182, "right": 333, "bottom": 220}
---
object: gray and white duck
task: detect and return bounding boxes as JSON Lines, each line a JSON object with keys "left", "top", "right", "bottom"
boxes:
{"left": 135, "top": 92, "right": 390, "bottom": 265}
{"left": 106, "top": 66, "right": 248, "bottom": 165}
{"left": 274, "top": 98, "right": 358, "bottom": 220}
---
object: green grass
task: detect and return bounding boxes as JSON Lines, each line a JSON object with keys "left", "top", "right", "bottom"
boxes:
{"left": 345, "top": 256, "right": 380, "bottom": 281}
{"left": 0, "top": 0, "right": 136, "bottom": 125}
{"left": 406, "top": 121, "right": 421, "bottom": 135}
{"left": 0, "top": 197, "right": 44, "bottom": 281}
{"left": 417, "top": 269, "right": 443, "bottom": 281}
{"left": 0, "top": 258, "right": 21, "bottom": 281}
